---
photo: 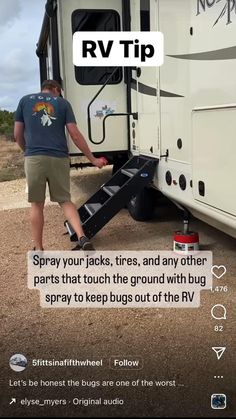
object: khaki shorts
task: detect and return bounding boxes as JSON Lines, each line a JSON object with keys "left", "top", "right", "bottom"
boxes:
{"left": 25, "top": 155, "right": 71, "bottom": 203}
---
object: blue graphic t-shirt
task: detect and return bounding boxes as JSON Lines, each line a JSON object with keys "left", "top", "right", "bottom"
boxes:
{"left": 15, "top": 92, "right": 76, "bottom": 157}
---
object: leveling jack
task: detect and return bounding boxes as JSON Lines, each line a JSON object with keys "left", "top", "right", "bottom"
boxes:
{"left": 173, "top": 211, "right": 199, "bottom": 253}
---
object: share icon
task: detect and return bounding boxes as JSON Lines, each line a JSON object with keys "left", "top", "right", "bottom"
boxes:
{"left": 212, "top": 347, "right": 226, "bottom": 360}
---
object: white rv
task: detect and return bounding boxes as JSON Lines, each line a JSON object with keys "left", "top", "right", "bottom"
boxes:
{"left": 37, "top": 0, "right": 236, "bottom": 238}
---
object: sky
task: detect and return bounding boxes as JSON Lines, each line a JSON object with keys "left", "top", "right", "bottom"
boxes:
{"left": 0, "top": 0, "right": 46, "bottom": 112}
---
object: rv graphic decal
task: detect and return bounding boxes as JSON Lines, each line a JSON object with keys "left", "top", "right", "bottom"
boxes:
{"left": 94, "top": 105, "right": 115, "bottom": 119}
{"left": 197, "top": 0, "right": 236, "bottom": 26}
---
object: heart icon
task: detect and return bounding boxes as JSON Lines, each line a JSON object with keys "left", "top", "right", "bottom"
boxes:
{"left": 211, "top": 265, "right": 227, "bottom": 279}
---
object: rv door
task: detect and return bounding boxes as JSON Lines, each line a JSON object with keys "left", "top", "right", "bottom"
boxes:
{"left": 57, "top": 0, "right": 128, "bottom": 157}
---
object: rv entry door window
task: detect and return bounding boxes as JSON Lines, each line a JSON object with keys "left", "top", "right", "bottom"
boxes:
{"left": 72, "top": 10, "right": 122, "bottom": 85}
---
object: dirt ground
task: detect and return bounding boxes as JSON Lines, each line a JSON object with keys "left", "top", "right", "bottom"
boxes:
{"left": 0, "top": 167, "right": 236, "bottom": 418}
{"left": 0, "top": 136, "right": 25, "bottom": 182}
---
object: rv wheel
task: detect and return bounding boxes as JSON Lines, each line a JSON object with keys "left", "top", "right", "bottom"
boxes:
{"left": 127, "top": 187, "right": 155, "bottom": 221}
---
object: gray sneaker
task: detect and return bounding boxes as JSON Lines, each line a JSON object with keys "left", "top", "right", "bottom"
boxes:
{"left": 72, "top": 236, "right": 95, "bottom": 251}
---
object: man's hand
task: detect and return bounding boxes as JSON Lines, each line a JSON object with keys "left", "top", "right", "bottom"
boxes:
{"left": 66, "top": 123, "right": 108, "bottom": 168}
{"left": 92, "top": 157, "right": 108, "bottom": 169}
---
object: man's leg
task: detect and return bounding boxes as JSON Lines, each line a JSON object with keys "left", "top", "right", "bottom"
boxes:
{"left": 30, "top": 202, "right": 45, "bottom": 250}
{"left": 48, "top": 157, "right": 94, "bottom": 249}
{"left": 25, "top": 156, "right": 47, "bottom": 250}
{"left": 60, "top": 201, "right": 85, "bottom": 239}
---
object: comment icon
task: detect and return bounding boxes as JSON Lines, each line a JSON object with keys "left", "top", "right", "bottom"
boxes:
{"left": 211, "top": 304, "right": 227, "bottom": 320}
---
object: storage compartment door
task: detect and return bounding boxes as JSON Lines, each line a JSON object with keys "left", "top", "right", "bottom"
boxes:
{"left": 192, "top": 107, "right": 236, "bottom": 216}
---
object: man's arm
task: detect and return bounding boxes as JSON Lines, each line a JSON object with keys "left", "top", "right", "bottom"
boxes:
{"left": 14, "top": 122, "right": 25, "bottom": 152}
{"left": 66, "top": 123, "right": 105, "bottom": 168}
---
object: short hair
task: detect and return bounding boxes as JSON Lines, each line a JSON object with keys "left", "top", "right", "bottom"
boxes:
{"left": 41, "top": 79, "right": 61, "bottom": 92}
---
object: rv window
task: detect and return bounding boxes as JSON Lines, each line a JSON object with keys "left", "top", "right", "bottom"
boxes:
{"left": 140, "top": 0, "right": 150, "bottom": 31}
{"left": 72, "top": 10, "right": 122, "bottom": 85}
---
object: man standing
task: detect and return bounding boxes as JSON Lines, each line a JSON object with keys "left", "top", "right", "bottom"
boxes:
{"left": 14, "top": 79, "right": 106, "bottom": 251}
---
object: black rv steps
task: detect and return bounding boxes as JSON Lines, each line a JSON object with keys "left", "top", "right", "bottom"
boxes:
{"left": 64, "top": 155, "right": 158, "bottom": 241}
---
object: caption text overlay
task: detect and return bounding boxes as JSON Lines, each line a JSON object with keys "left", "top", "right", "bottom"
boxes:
{"left": 28, "top": 251, "right": 212, "bottom": 308}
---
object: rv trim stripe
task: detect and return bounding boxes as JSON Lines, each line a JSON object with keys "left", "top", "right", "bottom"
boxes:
{"left": 167, "top": 46, "right": 236, "bottom": 61}
{"left": 130, "top": 79, "right": 183, "bottom": 98}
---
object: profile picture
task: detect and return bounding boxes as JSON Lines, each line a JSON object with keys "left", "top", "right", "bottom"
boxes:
{"left": 211, "top": 394, "right": 226, "bottom": 409}
{"left": 9, "top": 354, "right": 28, "bottom": 372}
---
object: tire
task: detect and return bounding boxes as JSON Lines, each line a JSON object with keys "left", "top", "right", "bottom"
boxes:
{"left": 127, "top": 187, "right": 155, "bottom": 221}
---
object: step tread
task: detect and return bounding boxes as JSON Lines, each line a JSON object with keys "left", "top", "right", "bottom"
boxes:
{"left": 84, "top": 202, "right": 102, "bottom": 216}
{"left": 103, "top": 185, "right": 121, "bottom": 196}
{"left": 121, "top": 168, "right": 139, "bottom": 177}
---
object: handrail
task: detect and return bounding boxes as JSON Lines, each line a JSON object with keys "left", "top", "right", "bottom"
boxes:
{"left": 101, "top": 112, "right": 138, "bottom": 145}
{"left": 87, "top": 67, "right": 118, "bottom": 144}
{"left": 87, "top": 67, "right": 137, "bottom": 145}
